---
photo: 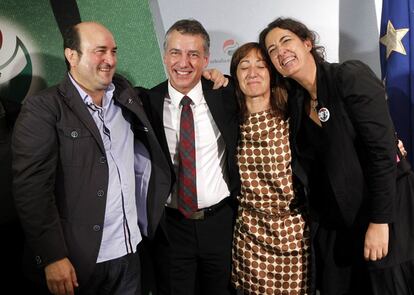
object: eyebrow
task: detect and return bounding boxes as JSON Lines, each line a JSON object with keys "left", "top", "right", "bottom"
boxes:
{"left": 95, "top": 46, "right": 118, "bottom": 50}
{"left": 280, "top": 35, "right": 290, "bottom": 42}
{"left": 267, "top": 43, "right": 275, "bottom": 51}
{"left": 239, "top": 58, "right": 265, "bottom": 65}
{"left": 267, "top": 34, "right": 291, "bottom": 50}
{"left": 168, "top": 48, "right": 201, "bottom": 55}
{"left": 188, "top": 50, "right": 201, "bottom": 54}
{"left": 239, "top": 60, "right": 251, "bottom": 65}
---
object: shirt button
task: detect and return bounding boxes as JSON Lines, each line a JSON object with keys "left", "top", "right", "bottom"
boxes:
{"left": 70, "top": 130, "right": 79, "bottom": 138}
{"left": 97, "top": 190, "right": 104, "bottom": 197}
{"left": 93, "top": 225, "right": 101, "bottom": 232}
{"left": 99, "top": 156, "right": 106, "bottom": 164}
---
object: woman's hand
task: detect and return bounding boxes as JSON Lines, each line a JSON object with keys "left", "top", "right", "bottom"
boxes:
{"left": 364, "top": 222, "right": 389, "bottom": 261}
{"left": 398, "top": 139, "right": 408, "bottom": 157}
{"left": 202, "top": 68, "right": 229, "bottom": 89}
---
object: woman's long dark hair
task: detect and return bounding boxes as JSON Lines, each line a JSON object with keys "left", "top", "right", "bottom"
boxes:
{"left": 230, "top": 42, "right": 288, "bottom": 122}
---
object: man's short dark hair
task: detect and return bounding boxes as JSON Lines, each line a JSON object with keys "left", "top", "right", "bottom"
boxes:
{"left": 163, "top": 19, "right": 210, "bottom": 55}
{"left": 63, "top": 24, "right": 82, "bottom": 70}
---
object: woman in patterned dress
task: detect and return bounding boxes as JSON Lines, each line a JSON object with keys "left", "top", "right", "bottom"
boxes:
{"left": 230, "top": 42, "right": 311, "bottom": 295}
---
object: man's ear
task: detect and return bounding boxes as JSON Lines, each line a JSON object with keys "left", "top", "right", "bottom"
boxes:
{"left": 64, "top": 48, "right": 78, "bottom": 67}
{"left": 203, "top": 54, "right": 210, "bottom": 69}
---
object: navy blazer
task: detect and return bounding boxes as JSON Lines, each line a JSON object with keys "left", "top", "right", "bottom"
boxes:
{"left": 289, "top": 60, "right": 397, "bottom": 227}
{"left": 12, "top": 74, "right": 171, "bottom": 285}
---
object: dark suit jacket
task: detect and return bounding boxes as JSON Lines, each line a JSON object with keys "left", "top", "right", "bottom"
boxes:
{"left": 289, "top": 60, "right": 397, "bottom": 227}
{"left": 12, "top": 74, "right": 171, "bottom": 285}
{"left": 0, "top": 99, "right": 17, "bottom": 225}
{"left": 137, "top": 78, "right": 240, "bottom": 234}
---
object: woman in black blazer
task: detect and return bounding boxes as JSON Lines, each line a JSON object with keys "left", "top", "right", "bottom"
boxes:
{"left": 258, "top": 17, "right": 406, "bottom": 295}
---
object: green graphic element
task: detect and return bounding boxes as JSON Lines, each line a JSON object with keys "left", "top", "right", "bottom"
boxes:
{"left": 0, "top": 36, "right": 32, "bottom": 103}
{"left": 1, "top": 0, "right": 165, "bottom": 91}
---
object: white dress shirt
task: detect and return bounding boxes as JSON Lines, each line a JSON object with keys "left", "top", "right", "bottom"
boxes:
{"left": 164, "top": 80, "right": 230, "bottom": 209}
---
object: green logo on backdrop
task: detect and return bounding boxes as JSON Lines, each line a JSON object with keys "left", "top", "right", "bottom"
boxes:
{"left": 0, "top": 17, "right": 44, "bottom": 104}
{"left": 0, "top": 29, "right": 33, "bottom": 103}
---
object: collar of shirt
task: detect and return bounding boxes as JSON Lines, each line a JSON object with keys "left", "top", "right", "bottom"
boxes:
{"left": 167, "top": 80, "right": 204, "bottom": 107}
{"left": 68, "top": 72, "right": 115, "bottom": 108}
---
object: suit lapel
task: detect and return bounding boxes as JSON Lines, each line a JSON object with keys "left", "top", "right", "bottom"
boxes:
{"left": 316, "top": 62, "right": 337, "bottom": 144}
{"left": 147, "top": 83, "right": 175, "bottom": 169}
{"left": 289, "top": 85, "right": 308, "bottom": 187}
{"left": 202, "top": 81, "right": 232, "bottom": 145}
{"left": 58, "top": 77, "right": 105, "bottom": 154}
{"left": 289, "top": 83, "right": 305, "bottom": 154}
{"left": 115, "top": 85, "right": 172, "bottom": 172}
{"left": 116, "top": 86, "right": 152, "bottom": 130}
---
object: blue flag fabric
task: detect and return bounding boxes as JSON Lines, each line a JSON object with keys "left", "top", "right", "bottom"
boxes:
{"left": 380, "top": 0, "right": 414, "bottom": 165}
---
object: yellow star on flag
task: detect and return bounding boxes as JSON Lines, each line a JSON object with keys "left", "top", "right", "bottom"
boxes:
{"left": 380, "top": 20, "right": 409, "bottom": 59}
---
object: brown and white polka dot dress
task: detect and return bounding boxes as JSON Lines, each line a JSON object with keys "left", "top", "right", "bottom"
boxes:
{"left": 232, "top": 110, "right": 311, "bottom": 295}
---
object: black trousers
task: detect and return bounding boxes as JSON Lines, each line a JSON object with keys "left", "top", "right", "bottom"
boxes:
{"left": 153, "top": 199, "right": 236, "bottom": 295}
{"left": 79, "top": 250, "right": 141, "bottom": 295}
{"left": 315, "top": 223, "right": 373, "bottom": 295}
{"left": 20, "top": 250, "right": 141, "bottom": 295}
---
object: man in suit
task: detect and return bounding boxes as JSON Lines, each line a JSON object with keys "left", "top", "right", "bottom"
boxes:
{"left": 139, "top": 19, "right": 240, "bottom": 295}
{"left": 12, "top": 21, "right": 171, "bottom": 295}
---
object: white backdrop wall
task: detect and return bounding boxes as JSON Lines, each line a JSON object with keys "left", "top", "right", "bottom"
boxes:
{"left": 150, "top": 0, "right": 383, "bottom": 77}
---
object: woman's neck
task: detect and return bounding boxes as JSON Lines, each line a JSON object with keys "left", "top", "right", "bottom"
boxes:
{"left": 295, "top": 57, "right": 318, "bottom": 99}
{"left": 245, "top": 95, "right": 271, "bottom": 114}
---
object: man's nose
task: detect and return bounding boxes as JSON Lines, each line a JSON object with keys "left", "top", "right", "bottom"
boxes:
{"left": 104, "top": 52, "right": 116, "bottom": 66}
{"left": 178, "top": 54, "right": 190, "bottom": 67}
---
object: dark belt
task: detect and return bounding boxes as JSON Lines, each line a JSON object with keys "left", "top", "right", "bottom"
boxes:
{"left": 166, "top": 197, "right": 231, "bottom": 220}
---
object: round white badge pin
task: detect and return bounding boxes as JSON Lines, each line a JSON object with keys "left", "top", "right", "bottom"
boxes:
{"left": 318, "top": 107, "right": 330, "bottom": 122}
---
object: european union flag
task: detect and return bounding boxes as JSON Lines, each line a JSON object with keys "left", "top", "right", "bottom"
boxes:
{"left": 380, "top": 0, "right": 414, "bottom": 164}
